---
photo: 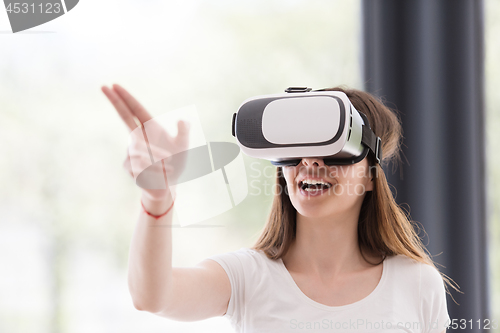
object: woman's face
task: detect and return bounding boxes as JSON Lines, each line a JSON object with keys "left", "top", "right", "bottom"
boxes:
{"left": 282, "top": 157, "right": 375, "bottom": 219}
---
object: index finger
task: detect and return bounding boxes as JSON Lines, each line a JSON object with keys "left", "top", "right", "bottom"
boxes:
{"left": 112, "top": 84, "right": 153, "bottom": 125}
{"left": 101, "top": 85, "right": 138, "bottom": 132}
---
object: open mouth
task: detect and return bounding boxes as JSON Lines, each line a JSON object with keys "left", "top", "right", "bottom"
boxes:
{"left": 298, "top": 179, "right": 333, "bottom": 192}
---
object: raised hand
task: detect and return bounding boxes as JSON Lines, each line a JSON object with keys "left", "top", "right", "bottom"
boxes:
{"left": 101, "top": 84, "right": 190, "bottom": 202}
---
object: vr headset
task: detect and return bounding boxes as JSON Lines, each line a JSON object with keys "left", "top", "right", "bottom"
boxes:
{"left": 231, "top": 87, "right": 382, "bottom": 166}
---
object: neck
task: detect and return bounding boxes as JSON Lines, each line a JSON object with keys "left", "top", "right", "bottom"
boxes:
{"left": 283, "top": 208, "right": 368, "bottom": 279}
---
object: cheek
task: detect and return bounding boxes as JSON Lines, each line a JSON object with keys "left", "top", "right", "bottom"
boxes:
{"left": 334, "top": 166, "right": 371, "bottom": 196}
{"left": 282, "top": 167, "right": 296, "bottom": 185}
{"left": 283, "top": 168, "right": 304, "bottom": 197}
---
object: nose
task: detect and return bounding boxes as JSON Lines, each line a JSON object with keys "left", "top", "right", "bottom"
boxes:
{"left": 301, "top": 157, "right": 325, "bottom": 167}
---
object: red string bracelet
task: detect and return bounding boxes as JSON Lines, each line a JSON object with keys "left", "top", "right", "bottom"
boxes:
{"left": 141, "top": 198, "right": 175, "bottom": 219}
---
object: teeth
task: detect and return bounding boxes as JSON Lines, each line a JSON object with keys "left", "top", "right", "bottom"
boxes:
{"left": 301, "top": 179, "right": 332, "bottom": 187}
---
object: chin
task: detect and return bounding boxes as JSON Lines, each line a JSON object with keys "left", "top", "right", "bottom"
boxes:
{"left": 293, "top": 198, "right": 332, "bottom": 216}
{"left": 298, "top": 209, "right": 328, "bottom": 218}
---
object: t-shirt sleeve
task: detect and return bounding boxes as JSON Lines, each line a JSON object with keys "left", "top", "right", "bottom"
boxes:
{"left": 206, "top": 247, "right": 256, "bottom": 327}
{"left": 420, "top": 263, "right": 451, "bottom": 333}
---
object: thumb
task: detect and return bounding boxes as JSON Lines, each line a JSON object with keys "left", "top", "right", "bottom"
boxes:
{"left": 177, "top": 120, "right": 190, "bottom": 135}
{"left": 176, "top": 120, "right": 190, "bottom": 144}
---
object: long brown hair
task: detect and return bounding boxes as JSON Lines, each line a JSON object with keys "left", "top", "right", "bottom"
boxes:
{"left": 251, "top": 86, "right": 461, "bottom": 302}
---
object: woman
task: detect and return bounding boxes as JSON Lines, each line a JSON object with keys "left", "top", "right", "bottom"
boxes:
{"left": 101, "top": 84, "right": 458, "bottom": 333}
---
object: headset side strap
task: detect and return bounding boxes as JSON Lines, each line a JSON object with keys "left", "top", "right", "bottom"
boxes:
{"left": 361, "top": 125, "right": 382, "bottom": 164}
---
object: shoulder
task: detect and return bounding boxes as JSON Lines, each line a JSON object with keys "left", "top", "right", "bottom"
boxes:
{"left": 206, "top": 247, "right": 273, "bottom": 274}
{"left": 205, "top": 248, "right": 277, "bottom": 309}
{"left": 386, "top": 253, "right": 421, "bottom": 275}
{"left": 386, "top": 255, "right": 449, "bottom": 322}
{"left": 387, "top": 255, "right": 447, "bottom": 302}
{"left": 419, "top": 260, "right": 445, "bottom": 288}
{"left": 386, "top": 254, "right": 445, "bottom": 289}
{"left": 418, "top": 260, "right": 447, "bottom": 303}
{"left": 387, "top": 253, "right": 440, "bottom": 273}
{"left": 207, "top": 247, "right": 267, "bottom": 262}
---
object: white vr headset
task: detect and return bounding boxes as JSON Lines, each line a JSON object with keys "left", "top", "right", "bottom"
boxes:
{"left": 231, "top": 87, "right": 382, "bottom": 166}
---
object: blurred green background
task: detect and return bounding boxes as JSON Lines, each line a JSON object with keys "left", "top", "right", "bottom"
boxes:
{"left": 0, "top": 0, "right": 498, "bottom": 332}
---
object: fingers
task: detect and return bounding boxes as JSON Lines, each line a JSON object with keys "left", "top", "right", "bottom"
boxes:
{"left": 101, "top": 85, "right": 138, "bottom": 132}
{"left": 112, "top": 84, "right": 153, "bottom": 125}
{"left": 103, "top": 84, "right": 187, "bottom": 155}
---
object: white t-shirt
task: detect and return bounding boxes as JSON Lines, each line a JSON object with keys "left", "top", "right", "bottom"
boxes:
{"left": 207, "top": 248, "right": 450, "bottom": 333}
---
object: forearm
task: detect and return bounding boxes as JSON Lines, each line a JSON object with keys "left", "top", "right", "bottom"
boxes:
{"left": 127, "top": 190, "right": 175, "bottom": 311}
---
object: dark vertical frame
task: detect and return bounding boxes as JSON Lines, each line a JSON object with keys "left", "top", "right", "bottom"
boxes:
{"left": 363, "top": 0, "right": 490, "bottom": 329}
